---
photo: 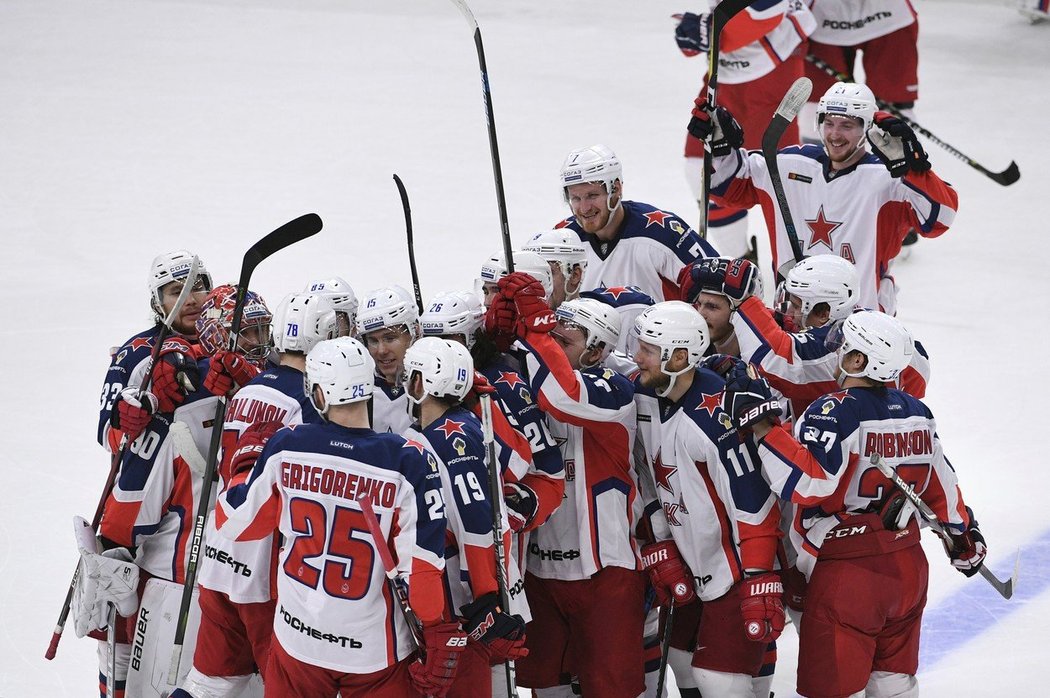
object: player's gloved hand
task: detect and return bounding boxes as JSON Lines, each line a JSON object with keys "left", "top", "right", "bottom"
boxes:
{"left": 504, "top": 481, "right": 538, "bottom": 533}
{"left": 460, "top": 592, "right": 529, "bottom": 663}
{"left": 204, "top": 349, "right": 261, "bottom": 397}
{"left": 152, "top": 337, "right": 201, "bottom": 412}
{"left": 484, "top": 296, "right": 518, "bottom": 337}
{"left": 73, "top": 547, "right": 139, "bottom": 638}
{"left": 867, "top": 111, "right": 931, "bottom": 177}
{"left": 228, "top": 420, "right": 283, "bottom": 480}
{"left": 678, "top": 257, "right": 761, "bottom": 307}
{"left": 110, "top": 387, "right": 158, "bottom": 442}
{"left": 722, "top": 362, "right": 783, "bottom": 429}
{"left": 945, "top": 507, "right": 987, "bottom": 577}
{"left": 409, "top": 621, "right": 468, "bottom": 697}
{"left": 674, "top": 12, "right": 710, "bottom": 57}
{"left": 740, "top": 571, "right": 785, "bottom": 643}
{"left": 688, "top": 99, "right": 745, "bottom": 157}
{"left": 699, "top": 353, "right": 743, "bottom": 378}
{"left": 641, "top": 540, "right": 697, "bottom": 606}
{"left": 498, "top": 272, "right": 556, "bottom": 336}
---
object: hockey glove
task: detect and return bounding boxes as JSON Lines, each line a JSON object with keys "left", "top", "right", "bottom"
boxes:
{"left": 688, "top": 99, "right": 744, "bottom": 157}
{"left": 674, "top": 12, "right": 710, "bottom": 57}
{"left": 227, "top": 420, "right": 283, "bottom": 480}
{"left": 409, "top": 621, "right": 469, "bottom": 697}
{"left": 204, "top": 349, "right": 261, "bottom": 397}
{"left": 641, "top": 540, "right": 697, "bottom": 607}
{"left": 498, "top": 272, "right": 557, "bottom": 336}
{"left": 73, "top": 547, "right": 139, "bottom": 638}
{"left": 484, "top": 296, "right": 518, "bottom": 337}
{"left": 504, "top": 481, "right": 538, "bottom": 533}
{"left": 152, "top": 337, "right": 200, "bottom": 412}
{"left": 722, "top": 362, "right": 782, "bottom": 430}
{"left": 678, "top": 257, "right": 760, "bottom": 307}
{"left": 699, "top": 353, "right": 743, "bottom": 379}
{"left": 740, "top": 571, "right": 785, "bottom": 643}
{"left": 867, "top": 111, "right": 931, "bottom": 177}
{"left": 110, "top": 386, "right": 158, "bottom": 442}
{"left": 460, "top": 592, "right": 529, "bottom": 663}
{"left": 945, "top": 507, "right": 987, "bottom": 578}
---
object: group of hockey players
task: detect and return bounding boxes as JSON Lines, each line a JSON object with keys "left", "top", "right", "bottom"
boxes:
{"left": 67, "top": 2, "right": 994, "bottom": 697}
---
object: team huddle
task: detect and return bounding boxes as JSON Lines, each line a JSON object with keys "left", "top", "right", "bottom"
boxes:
{"left": 68, "top": 4, "right": 990, "bottom": 698}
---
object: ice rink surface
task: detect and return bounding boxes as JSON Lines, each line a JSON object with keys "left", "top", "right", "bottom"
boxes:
{"left": 1, "top": 0, "right": 1047, "bottom": 695}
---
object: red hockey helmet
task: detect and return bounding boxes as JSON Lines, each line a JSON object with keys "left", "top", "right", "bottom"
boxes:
{"left": 195, "top": 284, "right": 273, "bottom": 366}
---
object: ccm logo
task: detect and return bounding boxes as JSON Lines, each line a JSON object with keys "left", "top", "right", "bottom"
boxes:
{"left": 826, "top": 525, "right": 868, "bottom": 539}
{"left": 534, "top": 313, "right": 556, "bottom": 327}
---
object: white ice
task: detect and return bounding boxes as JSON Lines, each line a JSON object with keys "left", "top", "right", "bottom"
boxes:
{"left": 1, "top": 0, "right": 1047, "bottom": 695}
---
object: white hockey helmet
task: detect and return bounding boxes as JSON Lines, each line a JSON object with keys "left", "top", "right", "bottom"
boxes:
{"left": 522, "top": 229, "right": 588, "bottom": 296}
{"left": 355, "top": 285, "right": 420, "bottom": 338}
{"left": 476, "top": 249, "right": 555, "bottom": 300}
{"left": 817, "top": 82, "right": 877, "bottom": 132}
{"left": 420, "top": 290, "right": 485, "bottom": 348}
{"left": 403, "top": 337, "right": 475, "bottom": 405}
{"left": 783, "top": 255, "right": 860, "bottom": 325}
{"left": 304, "top": 276, "right": 359, "bottom": 335}
{"left": 830, "top": 310, "right": 914, "bottom": 383}
{"left": 148, "top": 250, "right": 212, "bottom": 319}
{"left": 304, "top": 337, "right": 375, "bottom": 416}
{"left": 633, "top": 301, "right": 710, "bottom": 397}
{"left": 559, "top": 144, "right": 623, "bottom": 211}
{"left": 555, "top": 298, "right": 621, "bottom": 367}
{"left": 272, "top": 293, "right": 339, "bottom": 354}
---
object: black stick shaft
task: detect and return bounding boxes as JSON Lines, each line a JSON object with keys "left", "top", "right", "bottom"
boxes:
{"left": 393, "top": 174, "right": 424, "bottom": 315}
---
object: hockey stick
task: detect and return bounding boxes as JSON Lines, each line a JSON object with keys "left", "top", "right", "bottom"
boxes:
{"left": 871, "top": 453, "right": 1018, "bottom": 599}
{"left": 656, "top": 597, "right": 676, "bottom": 698}
{"left": 762, "top": 77, "right": 813, "bottom": 266}
{"left": 170, "top": 421, "right": 207, "bottom": 478}
{"left": 357, "top": 494, "right": 425, "bottom": 648}
{"left": 447, "top": 0, "right": 515, "bottom": 272}
{"left": 698, "top": 0, "right": 753, "bottom": 234}
{"left": 45, "top": 256, "right": 203, "bottom": 660}
{"left": 480, "top": 393, "right": 517, "bottom": 696}
{"left": 168, "top": 213, "right": 323, "bottom": 682}
{"left": 393, "top": 174, "right": 424, "bottom": 315}
{"left": 805, "top": 54, "right": 1020, "bottom": 186}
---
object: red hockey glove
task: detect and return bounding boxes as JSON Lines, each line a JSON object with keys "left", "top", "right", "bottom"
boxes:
{"left": 227, "top": 420, "right": 283, "bottom": 479}
{"left": 497, "top": 272, "right": 556, "bottom": 336}
{"left": 460, "top": 592, "right": 529, "bottom": 663}
{"left": 641, "top": 541, "right": 697, "bottom": 606}
{"left": 109, "top": 387, "right": 158, "bottom": 442}
{"left": 678, "top": 257, "right": 760, "bottom": 307}
{"left": 409, "top": 621, "right": 468, "bottom": 697}
{"left": 945, "top": 507, "right": 987, "bottom": 578}
{"left": 484, "top": 296, "right": 518, "bottom": 348}
{"left": 471, "top": 371, "right": 496, "bottom": 396}
{"left": 740, "top": 572, "right": 785, "bottom": 642}
{"left": 503, "top": 481, "right": 538, "bottom": 534}
{"left": 687, "top": 98, "right": 744, "bottom": 156}
{"left": 152, "top": 337, "right": 200, "bottom": 412}
{"left": 204, "top": 349, "right": 261, "bottom": 397}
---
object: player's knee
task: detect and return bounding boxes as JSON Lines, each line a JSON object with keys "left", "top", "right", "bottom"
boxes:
{"left": 692, "top": 667, "right": 754, "bottom": 697}
{"left": 865, "top": 670, "right": 918, "bottom": 697}
{"left": 668, "top": 647, "right": 698, "bottom": 689}
{"left": 179, "top": 667, "right": 255, "bottom": 698}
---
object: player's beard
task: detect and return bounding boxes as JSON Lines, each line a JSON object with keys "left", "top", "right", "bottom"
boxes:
{"left": 575, "top": 205, "right": 611, "bottom": 234}
{"left": 638, "top": 366, "right": 670, "bottom": 393}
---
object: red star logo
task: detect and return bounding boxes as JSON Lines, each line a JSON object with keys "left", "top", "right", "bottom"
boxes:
{"left": 600, "top": 286, "right": 630, "bottom": 300}
{"left": 823, "top": 390, "right": 854, "bottom": 405}
{"left": 129, "top": 337, "right": 154, "bottom": 351}
{"left": 403, "top": 439, "right": 426, "bottom": 454}
{"left": 643, "top": 210, "right": 672, "bottom": 228}
{"left": 652, "top": 450, "right": 677, "bottom": 495}
{"left": 435, "top": 418, "right": 466, "bottom": 440}
{"left": 805, "top": 206, "right": 843, "bottom": 251}
{"left": 494, "top": 371, "right": 525, "bottom": 390}
{"left": 695, "top": 392, "right": 723, "bottom": 418}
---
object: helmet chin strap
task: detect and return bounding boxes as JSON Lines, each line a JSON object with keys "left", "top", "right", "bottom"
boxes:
{"left": 657, "top": 359, "right": 693, "bottom": 398}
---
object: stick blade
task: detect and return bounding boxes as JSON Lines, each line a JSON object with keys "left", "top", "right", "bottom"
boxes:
{"left": 238, "top": 213, "right": 323, "bottom": 290}
{"left": 775, "top": 77, "right": 813, "bottom": 121}
{"left": 986, "top": 160, "right": 1020, "bottom": 186}
{"left": 448, "top": 0, "right": 479, "bottom": 31}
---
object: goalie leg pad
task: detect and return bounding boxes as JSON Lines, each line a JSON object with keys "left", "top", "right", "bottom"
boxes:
{"left": 125, "top": 578, "right": 202, "bottom": 698}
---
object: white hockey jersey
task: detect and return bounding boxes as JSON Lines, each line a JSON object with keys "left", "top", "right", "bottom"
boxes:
{"left": 371, "top": 376, "right": 412, "bottom": 434}
{"left": 710, "top": 0, "right": 816, "bottom": 84}
{"left": 807, "top": 0, "right": 917, "bottom": 45}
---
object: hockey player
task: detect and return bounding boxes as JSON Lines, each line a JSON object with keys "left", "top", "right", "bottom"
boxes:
{"left": 98, "top": 250, "right": 212, "bottom": 452}
{"left": 356, "top": 285, "right": 420, "bottom": 434}
{"left": 402, "top": 337, "right": 530, "bottom": 697}
{"left": 554, "top": 144, "right": 718, "bottom": 302}
{"left": 75, "top": 285, "right": 272, "bottom": 698}
{"left": 521, "top": 229, "right": 588, "bottom": 309}
{"left": 475, "top": 249, "right": 555, "bottom": 310}
{"left": 726, "top": 310, "right": 987, "bottom": 698}
{"left": 304, "top": 276, "right": 359, "bottom": 337}
{"left": 631, "top": 302, "right": 783, "bottom": 698}
{"left": 691, "top": 82, "right": 958, "bottom": 314}
{"left": 488, "top": 273, "right": 646, "bottom": 698}
{"left": 178, "top": 293, "right": 338, "bottom": 697}
{"left": 676, "top": 0, "right": 815, "bottom": 258}
{"left": 419, "top": 291, "right": 565, "bottom": 543}
{"left": 214, "top": 336, "right": 467, "bottom": 697}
